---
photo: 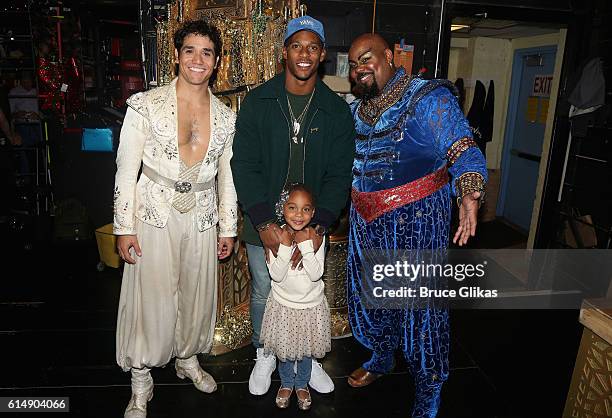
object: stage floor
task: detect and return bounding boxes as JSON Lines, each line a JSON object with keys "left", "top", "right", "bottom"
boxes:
{"left": 0, "top": 219, "right": 582, "bottom": 417}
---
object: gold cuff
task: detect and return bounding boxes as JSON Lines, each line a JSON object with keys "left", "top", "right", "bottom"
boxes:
{"left": 455, "top": 172, "right": 485, "bottom": 206}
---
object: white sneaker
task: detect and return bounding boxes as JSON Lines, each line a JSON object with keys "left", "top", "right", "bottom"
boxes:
{"left": 309, "top": 359, "right": 334, "bottom": 393}
{"left": 249, "top": 347, "right": 276, "bottom": 395}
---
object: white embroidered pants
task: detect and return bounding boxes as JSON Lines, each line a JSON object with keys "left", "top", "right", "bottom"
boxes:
{"left": 116, "top": 207, "right": 218, "bottom": 371}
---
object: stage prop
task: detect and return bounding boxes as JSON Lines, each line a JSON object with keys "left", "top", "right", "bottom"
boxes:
{"left": 324, "top": 216, "right": 352, "bottom": 339}
{"left": 563, "top": 299, "right": 612, "bottom": 417}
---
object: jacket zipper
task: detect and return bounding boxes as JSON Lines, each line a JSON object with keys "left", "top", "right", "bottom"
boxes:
{"left": 276, "top": 99, "right": 319, "bottom": 186}
{"left": 276, "top": 98, "right": 292, "bottom": 189}
{"left": 301, "top": 108, "right": 319, "bottom": 181}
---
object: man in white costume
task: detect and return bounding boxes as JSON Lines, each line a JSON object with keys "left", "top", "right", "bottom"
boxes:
{"left": 113, "top": 20, "right": 237, "bottom": 418}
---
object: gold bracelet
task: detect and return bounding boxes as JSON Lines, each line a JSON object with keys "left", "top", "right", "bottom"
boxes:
{"left": 455, "top": 172, "right": 485, "bottom": 206}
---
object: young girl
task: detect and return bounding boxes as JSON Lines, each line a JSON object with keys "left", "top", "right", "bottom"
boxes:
{"left": 260, "top": 184, "right": 331, "bottom": 410}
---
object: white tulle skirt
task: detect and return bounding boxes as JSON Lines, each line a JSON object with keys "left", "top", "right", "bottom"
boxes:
{"left": 260, "top": 295, "right": 331, "bottom": 362}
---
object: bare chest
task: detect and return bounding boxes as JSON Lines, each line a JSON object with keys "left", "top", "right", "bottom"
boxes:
{"left": 177, "top": 101, "right": 211, "bottom": 167}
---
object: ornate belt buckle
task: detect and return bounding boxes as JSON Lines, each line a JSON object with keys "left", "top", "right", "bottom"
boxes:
{"left": 174, "top": 181, "right": 192, "bottom": 193}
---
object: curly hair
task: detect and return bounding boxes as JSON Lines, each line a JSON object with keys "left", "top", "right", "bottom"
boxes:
{"left": 288, "top": 183, "right": 316, "bottom": 207}
{"left": 173, "top": 20, "right": 222, "bottom": 59}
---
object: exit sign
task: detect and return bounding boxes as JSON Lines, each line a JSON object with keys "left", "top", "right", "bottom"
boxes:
{"left": 532, "top": 74, "right": 553, "bottom": 97}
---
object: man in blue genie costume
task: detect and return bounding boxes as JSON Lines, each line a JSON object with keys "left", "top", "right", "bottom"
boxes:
{"left": 346, "top": 33, "right": 487, "bottom": 417}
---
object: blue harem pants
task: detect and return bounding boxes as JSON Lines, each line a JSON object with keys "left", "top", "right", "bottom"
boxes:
{"left": 347, "top": 185, "right": 451, "bottom": 417}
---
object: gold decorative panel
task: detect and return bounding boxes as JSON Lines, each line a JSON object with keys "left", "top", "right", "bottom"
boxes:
{"left": 218, "top": 244, "right": 251, "bottom": 310}
{"left": 156, "top": 18, "right": 172, "bottom": 86}
{"left": 323, "top": 239, "right": 348, "bottom": 309}
{"left": 194, "top": 10, "right": 286, "bottom": 92}
{"left": 323, "top": 236, "right": 351, "bottom": 338}
{"left": 212, "top": 213, "right": 253, "bottom": 355}
{"left": 564, "top": 329, "right": 612, "bottom": 417}
{"left": 155, "top": 0, "right": 296, "bottom": 90}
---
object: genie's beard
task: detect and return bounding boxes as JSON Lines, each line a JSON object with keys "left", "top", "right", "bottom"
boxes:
{"left": 353, "top": 74, "right": 380, "bottom": 102}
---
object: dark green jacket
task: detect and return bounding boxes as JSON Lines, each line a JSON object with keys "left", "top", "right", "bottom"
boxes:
{"left": 231, "top": 73, "right": 356, "bottom": 245}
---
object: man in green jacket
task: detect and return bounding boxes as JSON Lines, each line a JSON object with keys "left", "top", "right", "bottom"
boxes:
{"left": 231, "top": 16, "right": 355, "bottom": 396}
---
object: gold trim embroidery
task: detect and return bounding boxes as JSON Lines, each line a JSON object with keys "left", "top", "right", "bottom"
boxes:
{"left": 447, "top": 137, "right": 478, "bottom": 165}
{"left": 455, "top": 172, "right": 485, "bottom": 206}
{"left": 358, "top": 72, "right": 413, "bottom": 126}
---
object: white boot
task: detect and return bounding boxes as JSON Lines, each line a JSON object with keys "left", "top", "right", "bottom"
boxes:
{"left": 309, "top": 359, "right": 334, "bottom": 393}
{"left": 248, "top": 347, "right": 276, "bottom": 395}
{"left": 175, "top": 356, "right": 217, "bottom": 393}
{"left": 124, "top": 368, "right": 153, "bottom": 418}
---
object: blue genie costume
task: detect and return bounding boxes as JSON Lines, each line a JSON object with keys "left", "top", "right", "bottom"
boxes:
{"left": 347, "top": 67, "right": 487, "bottom": 417}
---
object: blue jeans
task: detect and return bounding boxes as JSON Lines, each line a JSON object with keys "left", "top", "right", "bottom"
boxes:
{"left": 14, "top": 123, "right": 42, "bottom": 175}
{"left": 246, "top": 243, "right": 271, "bottom": 348}
{"left": 278, "top": 357, "right": 312, "bottom": 389}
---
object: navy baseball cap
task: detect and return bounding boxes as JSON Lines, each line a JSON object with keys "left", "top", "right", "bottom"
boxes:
{"left": 284, "top": 15, "right": 325, "bottom": 45}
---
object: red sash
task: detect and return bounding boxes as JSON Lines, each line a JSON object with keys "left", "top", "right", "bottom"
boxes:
{"left": 351, "top": 167, "right": 449, "bottom": 223}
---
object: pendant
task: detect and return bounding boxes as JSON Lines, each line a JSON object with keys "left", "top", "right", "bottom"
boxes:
{"left": 293, "top": 121, "right": 300, "bottom": 136}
